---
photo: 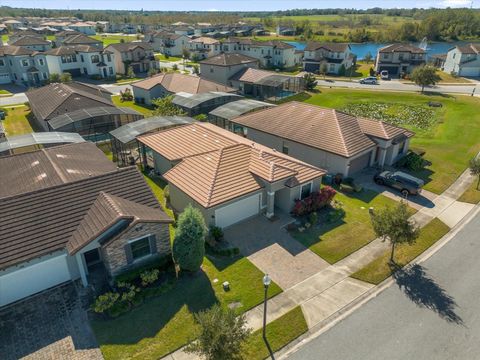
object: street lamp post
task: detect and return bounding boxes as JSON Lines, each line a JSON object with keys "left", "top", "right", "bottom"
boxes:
{"left": 262, "top": 274, "right": 275, "bottom": 360}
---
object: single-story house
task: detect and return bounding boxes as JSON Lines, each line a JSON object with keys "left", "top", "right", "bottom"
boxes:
{"left": 0, "top": 142, "right": 173, "bottom": 307}
{"left": 229, "top": 101, "right": 414, "bottom": 176}
{"left": 132, "top": 73, "right": 237, "bottom": 105}
{"left": 137, "top": 122, "right": 325, "bottom": 228}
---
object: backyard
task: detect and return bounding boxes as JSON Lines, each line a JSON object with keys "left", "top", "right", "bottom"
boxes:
{"left": 1, "top": 105, "right": 34, "bottom": 136}
{"left": 291, "top": 189, "right": 415, "bottom": 264}
{"left": 111, "top": 95, "right": 154, "bottom": 116}
{"left": 92, "top": 34, "right": 141, "bottom": 46}
{"left": 302, "top": 88, "right": 480, "bottom": 194}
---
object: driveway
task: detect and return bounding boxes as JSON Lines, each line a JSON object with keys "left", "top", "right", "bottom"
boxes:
{"left": 225, "top": 213, "right": 329, "bottom": 289}
{"left": 0, "top": 282, "right": 102, "bottom": 360}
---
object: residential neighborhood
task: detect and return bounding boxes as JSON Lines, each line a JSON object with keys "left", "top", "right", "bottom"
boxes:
{"left": 0, "top": 3, "right": 480, "bottom": 360}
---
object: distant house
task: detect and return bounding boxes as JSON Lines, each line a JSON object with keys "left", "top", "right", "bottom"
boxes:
{"left": 26, "top": 82, "right": 142, "bottom": 138}
{"left": 303, "top": 42, "right": 355, "bottom": 75}
{"left": 145, "top": 31, "right": 189, "bottom": 56}
{"left": 8, "top": 35, "right": 52, "bottom": 52}
{"left": 199, "top": 53, "right": 259, "bottom": 86}
{"left": 188, "top": 36, "right": 221, "bottom": 59}
{"left": 229, "top": 101, "right": 415, "bottom": 176}
{"left": 4, "top": 19, "right": 23, "bottom": 31}
{"left": 375, "top": 44, "right": 426, "bottom": 76}
{"left": 0, "top": 45, "right": 50, "bottom": 86}
{"left": 67, "top": 22, "right": 96, "bottom": 35}
{"left": 276, "top": 25, "right": 295, "bottom": 36}
{"left": 60, "top": 34, "right": 103, "bottom": 50}
{"left": 132, "top": 72, "right": 236, "bottom": 105}
{"left": 105, "top": 42, "right": 157, "bottom": 75}
{"left": 443, "top": 43, "right": 480, "bottom": 77}
{"left": 0, "top": 142, "right": 173, "bottom": 307}
{"left": 137, "top": 122, "right": 325, "bottom": 228}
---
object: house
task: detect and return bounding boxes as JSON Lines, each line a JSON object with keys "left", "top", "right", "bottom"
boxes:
{"left": 8, "top": 35, "right": 52, "bottom": 52}
{"left": 67, "top": 22, "right": 96, "bottom": 35}
{"left": 375, "top": 44, "right": 426, "bottom": 77}
{"left": 26, "top": 82, "right": 143, "bottom": 137}
{"left": 276, "top": 26, "right": 295, "bottom": 36}
{"left": 54, "top": 30, "right": 83, "bottom": 45}
{"left": 303, "top": 42, "right": 355, "bottom": 75}
{"left": 173, "top": 26, "right": 194, "bottom": 36}
{"left": 228, "top": 102, "right": 414, "bottom": 176}
{"left": 105, "top": 42, "right": 157, "bottom": 75}
{"left": 146, "top": 31, "right": 189, "bottom": 56}
{"left": 0, "top": 142, "right": 173, "bottom": 307}
{"left": 4, "top": 19, "right": 23, "bottom": 31}
{"left": 60, "top": 34, "right": 103, "bottom": 50}
{"left": 443, "top": 43, "right": 480, "bottom": 77}
{"left": 131, "top": 72, "right": 236, "bottom": 105}
{"left": 188, "top": 36, "right": 221, "bottom": 59}
{"left": 0, "top": 45, "right": 50, "bottom": 86}
{"left": 199, "top": 53, "right": 259, "bottom": 86}
{"left": 44, "top": 45, "right": 115, "bottom": 79}
{"left": 229, "top": 67, "right": 304, "bottom": 100}
{"left": 137, "top": 122, "right": 325, "bottom": 228}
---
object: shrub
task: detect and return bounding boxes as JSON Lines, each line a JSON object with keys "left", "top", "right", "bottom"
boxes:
{"left": 140, "top": 268, "right": 160, "bottom": 287}
{"left": 309, "top": 212, "right": 318, "bottom": 225}
{"left": 291, "top": 186, "right": 337, "bottom": 217}
{"left": 117, "top": 282, "right": 140, "bottom": 307}
{"left": 164, "top": 184, "right": 170, "bottom": 202}
{"left": 115, "top": 255, "right": 172, "bottom": 284}
{"left": 92, "top": 292, "right": 119, "bottom": 315}
{"left": 172, "top": 64, "right": 179, "bottom": 71}
{"left": 120, "top": 88, "right": 133, "bottom": 102}
{"left": 209, "top": 225, "right": 224, "bottom": 242}
{"left": 397, "top": 151, "right": 424, "bottom": 171}
{"left": 194, "top": 113, "right": 208, "bottom": 122}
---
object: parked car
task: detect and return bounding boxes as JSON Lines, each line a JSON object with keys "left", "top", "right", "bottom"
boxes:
{"left": 380, "top": 70, "right": 390, "bottom": 80}
{"left": 359, "top": 76, "right": 378, "bottom": 85}
{"left": 373, "top": 171, "right": 424, "bottom": 196}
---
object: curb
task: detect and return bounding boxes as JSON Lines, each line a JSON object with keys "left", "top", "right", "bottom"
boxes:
{"left": 277, "top": 204, "right": 480, "bottom": 359}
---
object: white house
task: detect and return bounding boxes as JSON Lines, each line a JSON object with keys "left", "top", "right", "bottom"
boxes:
{"left": 146, "top": 31, "right": 189, "bottom": 56}
{"left": 67, "top": 22, "right": 97, "bottom": 35}
{"left": 303, "top": 42, "right": 355, "bottom": 74}
{"left": 0, "top": 45, "right": 50, "bottom": 86}
{"left": 443, "top": 43, "right": 480, "bottom": 77}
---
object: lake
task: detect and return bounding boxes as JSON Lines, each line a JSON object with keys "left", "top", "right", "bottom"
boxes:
{"left": 285, "top": 41, "right": 467, "bottom": 60}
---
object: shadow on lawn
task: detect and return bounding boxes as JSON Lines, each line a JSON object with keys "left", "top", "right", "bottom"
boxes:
{"left": 392, "top": 263, "right": 464, "bottom": 325}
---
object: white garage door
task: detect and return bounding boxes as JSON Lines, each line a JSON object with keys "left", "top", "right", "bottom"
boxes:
{"left": 0, "top": 73, "right": 11, "bottom": 84}
{"left": 215, "top": 194, "right": 260, "bottom": 228}
{"left": 459, "top": 67, "right": 480, "bottom": 77}
{"left": 0, "top": 255, "right": 72, "bottom": 306}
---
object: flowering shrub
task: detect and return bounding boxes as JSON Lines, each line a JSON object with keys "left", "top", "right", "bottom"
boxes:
{"left": 341, "top": 103, "right": 437, "bottom": 130}
{"left": 291, "top": 186, "right": 336, "bottom": 217}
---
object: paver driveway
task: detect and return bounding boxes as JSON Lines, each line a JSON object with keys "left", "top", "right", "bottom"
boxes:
{"left": 225, "top": 213, "right": 329, "bottom": 289}
{"left": 0, "top": 282, "right": 102, "bottom": 360}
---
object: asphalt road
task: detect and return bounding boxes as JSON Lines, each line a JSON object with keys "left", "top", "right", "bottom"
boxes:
{"left": 316, "top": 78, "right": 478, "bottom": 95}
{"left": 287, "top": 209, "right": 480, "bottom": 360}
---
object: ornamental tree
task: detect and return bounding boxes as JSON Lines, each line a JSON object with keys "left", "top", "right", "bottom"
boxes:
{"left": 172, "top": 205, "right": 207, "bottom": 272}
{"left": 410, "top": 65, "right": 441, "bottom": 93}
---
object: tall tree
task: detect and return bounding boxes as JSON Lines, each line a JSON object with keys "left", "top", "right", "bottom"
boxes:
{"left": 172, "top": 205, "right": 207, "bottom": 272}
{"left": 151, "top": 95, "right": 186, "bottom": 116}
{"left": 469, "top": 156, "right": 480, "bottom": 190}
{"left": 185, "top": 304, "right": 251, "bottom": 360}
{"left": 370, "top": 202, "right": 420, "bottom": 263}
{"left": 410, "top": 65, "right": 441, "bottom": 93}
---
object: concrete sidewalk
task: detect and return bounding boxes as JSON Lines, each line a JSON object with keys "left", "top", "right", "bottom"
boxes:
{"left": 163, "top": 169, "right": 477, "bottom": 360}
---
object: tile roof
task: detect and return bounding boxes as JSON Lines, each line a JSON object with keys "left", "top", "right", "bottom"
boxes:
{"left": 10, "top": 35, "right": 50, "bottom": 46}
{"left": 66, "top": 192, "right": 172, "bottom": 255}
{"left": 200, "top": 53, "right": 259, "bottom": 66}
{"left": 229, "top": 67, "right": 281, "bottom": 83}
{"left": 0, "top": 45, "right": 35, "bottom": 56}
{"left": 378, "top": 44, "right": 426, "bottom": 54}
{"left": 132, "top": 73, "right": 236, "bottom": 94}
{"left": 357, "top": 117, "right": 414, "bottom": 140}
{"left": 44, "top": 44, "right": 100, "bottom": 55}
{"left": 304, "top": 42, "right": 350, "bottom": 52}
{"left": 231, "top": 102, "right": 377, "bottom": 158}
{"left": 26, "top": 82, "right": 113, "bottom": 121}
{"left": 190, "top": 36, "right": 220, "bottom": 45}
{"left": 106, "top": 41, "right": 153, "bottom": 52}
{"left": 63, "top": 34, "right": 102, "bottom": 45}
{"left": 0, "top": 166, "right": 163, "bottom": 270}
{"left": 455, "top": 43, "right": 480, "bottom": 54}
{"left": 0, "top": 142, "right": 118, "bottom": 198}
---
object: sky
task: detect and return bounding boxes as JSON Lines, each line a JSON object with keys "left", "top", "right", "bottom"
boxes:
{"left": 1, "top": 0, "right": 478, "bottom": 11}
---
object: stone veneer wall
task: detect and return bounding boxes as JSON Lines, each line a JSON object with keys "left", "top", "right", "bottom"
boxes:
{"left": 102, "top": 222, "right": 171, "bottom": 276}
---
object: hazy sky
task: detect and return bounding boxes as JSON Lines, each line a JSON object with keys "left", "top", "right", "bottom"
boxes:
{"left": 1, "top": 0, "right": 478, "bottom": 11}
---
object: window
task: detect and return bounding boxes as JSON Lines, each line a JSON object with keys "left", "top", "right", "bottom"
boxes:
{"left": 0, "top": 59, "right": 4, "bottom": 66}
{"left": 300, "top": 183, "right": 312, "bottom": 200}
{"left": 282, "top": 142, "right": 289, "bottom": 154}
{"left": 129, "top": 236, "right": 152, "bottom": 260}
{"left": 109, "top": 66, "right": 113, "bottom": 75}
{"left": 91, "top": 55, "right": 100, "bottom": 63}
{"left": 22, "top": 59, "right": 29, "bottom": 67}
{"left": 42, "top": 72, "right": 48, "bottom": 79}
{"left": 107, "top": 53, "right": 111, "bottom": 62}
{"left": 38, "top": 58, "right": 45, "bottom": 66}
{"left": 80, "top": 54, "right": 84, "bottom": 62}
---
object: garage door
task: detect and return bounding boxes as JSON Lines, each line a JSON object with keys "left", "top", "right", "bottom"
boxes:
{"left": 215, "top": 194, "right": 260, "bottom": 228}
{"left": 379, "top": 66, "right": 399, "bottom": 75}
{"left": 64, "top": 68, "right": 82, "bottom": 77}
{"left": 349, "top": 151, "right": 372, "bottom": 174}
{"left": 0, "top": 255, "right": 72, "bottom": 306}
{"left": 459, "top": 67, "right": 480, "bottom": 77}
{"left": 0, "top": 73, "right": 11, "bottom": 84}
{"left": 304, "top": 62, "right": 320, "bottom": 73}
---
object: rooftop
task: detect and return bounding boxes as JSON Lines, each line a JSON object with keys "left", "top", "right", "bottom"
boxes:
{"left": 200, "top": 52, "right": 259, "bottom": 66}
{"left": 378, "top": 44, "right": 426, "bottom": 54}
{"left": 209, "top": 99, "right": 275, "bottom": 120}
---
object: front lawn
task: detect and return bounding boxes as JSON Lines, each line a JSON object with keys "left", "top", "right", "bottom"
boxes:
{"left": 112, "top": 95, "right": 153, "bottom": 116}
{"left": 291, "top": 189, "right": 414, "bottom": 264}
{"left": 1, "top": 106, "right": 34, "bottom": 136}
{"left": 92, "top": 256, "right": 282, "bottom": 360}
{"left": 243, "top": 306, "right": 308, "bottom": 360}
{"left": 304, "top": 88, "right": 480, "bottom": 194}
{"left": 458, "top": 180, "right": 480, "bottom": 204}
{"left": 93, "top": 34, "right": 140, "bottom": 46}
{"left": 155, "top": 53, "right": 182, "bottom": 62}
{"left": 351, "top": 218, "right": 450, "bottom": 285}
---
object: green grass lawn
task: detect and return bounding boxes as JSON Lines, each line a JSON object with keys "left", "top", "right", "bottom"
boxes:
{"left": 243, "top": 306, "right": 308, "bottom": 360}
{"left": 155, "top": 53, "right": 183, "bottom": 62}
{"left": 1, "top": 34, "right": 8, "bottom": 43}
{"left": 1, "top": 106, "right": 34, "bottom": 136}
{"left": 458, "top": 180, "right": 480, "bottom": 204}
{"left": 303, "top": 89, "right": 480, "bottom": 194}
{"left": 291, "top": 189, "right": 414, "bottom": 264}
{"left": 93, "top": 34, "right": 141, "bottom": 46}
{"left": 115, "top": 77, "right": 144, "bottom": 84}
{"left": 0, "top": 89, "right": 12, "bottom": 96}
{"left": 351, "top": 218, "right": 450, "bottom": 285}
{"left": 112, "top": 95, "right": 153, "bottom": 116}
{"left": 92, "top": 256, "right": 282, "bottom": 360}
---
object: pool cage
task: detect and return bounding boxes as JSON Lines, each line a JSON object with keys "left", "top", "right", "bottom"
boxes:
{"left": 241, "top": 74, "right": 304, "bottom": 102}
{"left": 172, "top": 92, "right": 242, "bottom": 117}
{"left": 0, "top": 132, "right": 85, "bottom": 156}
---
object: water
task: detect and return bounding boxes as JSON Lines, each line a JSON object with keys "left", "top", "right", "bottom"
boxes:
{"left": 286, "top": 41, "right": 469, "bottom": 60}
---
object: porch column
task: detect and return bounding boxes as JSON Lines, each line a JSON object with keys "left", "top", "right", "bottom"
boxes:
{"left": 75, "top": 252, "right": 88, "bottom": 287}
{"left": 378, "top": 148, "right": 387, "bottom": 168}
{"left": 266, "top": 191, "right": 275, "bottom": 219}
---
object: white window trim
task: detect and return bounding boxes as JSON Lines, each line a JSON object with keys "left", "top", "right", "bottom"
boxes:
{"left": 128, "top": 234, "right": 154, "bottom": 262}
{"left": 299, "top": 181, "right": 313, "bottom": 200}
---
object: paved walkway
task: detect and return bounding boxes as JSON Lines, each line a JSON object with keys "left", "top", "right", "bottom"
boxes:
{"left": 164, "top": 168, "right": 477, "bottom": 360}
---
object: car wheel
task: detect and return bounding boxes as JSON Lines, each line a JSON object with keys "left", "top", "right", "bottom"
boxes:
{"left": 401, "top": 189, "right": 409, "bottom": 197}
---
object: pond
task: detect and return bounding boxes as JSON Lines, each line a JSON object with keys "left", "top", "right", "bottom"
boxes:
{"left": 285, "top": 41, "right": 470, "bottom": 60}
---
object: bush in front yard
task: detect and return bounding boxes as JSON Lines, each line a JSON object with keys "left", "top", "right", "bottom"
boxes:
{"left": 92, "top": 292, "right": 120, "bottom": 317}
{"left": 396, "top": 151, "right": 424, "bottom": 171}
{"left": 140, "top": 269, "right": 160, "bottom": 287}
{"left": 291, "top": 186, "right": 337, "bottom": 217}
{"left": 115, "top": 255, "right": 172, "bottom": 285}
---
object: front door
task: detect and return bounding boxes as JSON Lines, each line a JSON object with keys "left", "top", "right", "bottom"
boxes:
{"left": 83, "top": 248, "right": 101, "bottom": 269}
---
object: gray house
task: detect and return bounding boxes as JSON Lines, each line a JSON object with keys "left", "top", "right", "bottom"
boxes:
{"left": 199, "top": 53, "right": 259, "bottom": 86}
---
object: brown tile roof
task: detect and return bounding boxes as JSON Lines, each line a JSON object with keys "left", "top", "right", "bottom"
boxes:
{"left": 10, "top": 35, "right": 50, "bottom": 46}
{"left": 106, "top": 41, "right": 153, "bottom": 52}
{"left": 0, "top": 166, "right": 163, "bottom": 270}
{"left": 379, "top": 44, "right": 426, "bottom": 54}
{"left": 44, "top": 45, "right": 101, "bottom": 55}
{"left": 304, "top": 42, "right": 350, "bottom": 52}
{"left": 357, "top": 117, "right": 414, "bottom": 140}
{"left": 456, "top": 43, "right": 480, "bottom": 54}
{"left": 231, "top": 102, "right": 376, "bottom": 158}
{"left": 132, "top": 73, "right": 236, "bottom": 94}
{"left": 63, "top": 34, "right": 102, "bottom": 45}
{"left": 190, "top": 36, "right": 220, "bottom": 45}
{"left": 67, "top": 192, "right": 172, "bottom": 255}
{"left": 26, "top": 82, "right": 113, "bottom": 121}
{"left": 0, "top": 45, "right": 35, "bottom": 56}
{"left": 229, "top": 67, "right": 280, "bottom": 83}
{"left": 200, "top": 53, "right": 259, "bottom": 66}
{"left": 0, "top": 142, "right": 118, "bottom": 199}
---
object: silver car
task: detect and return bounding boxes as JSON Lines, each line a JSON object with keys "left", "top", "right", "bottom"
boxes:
{"left": 359, "top": 76, "right": 378, "bottom": 85}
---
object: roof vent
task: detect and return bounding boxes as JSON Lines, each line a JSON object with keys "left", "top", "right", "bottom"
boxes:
{"left": 31, "top": 160, "right": 40, "bottom": 166}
